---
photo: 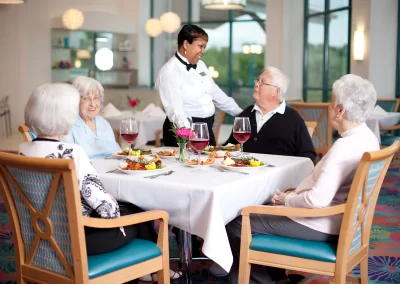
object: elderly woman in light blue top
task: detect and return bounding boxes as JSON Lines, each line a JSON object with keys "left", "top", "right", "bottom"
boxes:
{"left": 63, "top": 76, "right": 120, "bottom": 159}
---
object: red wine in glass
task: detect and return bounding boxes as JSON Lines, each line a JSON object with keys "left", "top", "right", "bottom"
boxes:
{"left": 190, "top": 139, "right": 209, "bottom": 153}
{"left": 190, "top": 122, "right": 210, "bottom": 164}
{"left": 121, "top": 133, "right": 138, "bottom": 144}
{"left": 120, "top": 117, "right": 139, "bottom": 152}
{"left": 233, "top": 117, "right": 251, "bottom": 153}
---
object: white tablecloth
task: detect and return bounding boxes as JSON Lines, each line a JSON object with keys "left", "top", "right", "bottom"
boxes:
{"left": 91, "top": 148, "right": 314, "bottom": 272}
{"left": 105, "top": 110, "right": 165, "bottom": 147}
{"left": 366, "top": 113, "right": 400, "bottom": 143}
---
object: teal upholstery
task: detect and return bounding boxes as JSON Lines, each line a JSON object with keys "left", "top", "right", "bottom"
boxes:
{"left": 250, "top": 234, "right": 337, "bottom": 263}
{"left": 376, "top": 100, "right": 398, "bottom": 112}
{"left": 5, "top": 167, "right": 73, "bottom": 276}
{"left": 88, "top": 238, "right": 161, "bottom": 279}
{"left": 348, "top": 160, "right": 385, "bottom": 255}
{"left": 381, "top": 136, "right": 400, "bottom": 146}
{"left": 28, "top": 130, "right": 37, "bottom": 140}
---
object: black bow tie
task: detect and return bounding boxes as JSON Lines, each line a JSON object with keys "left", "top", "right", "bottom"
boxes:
{"left": 175, "top": 52, "right": 197, "bottom": 71}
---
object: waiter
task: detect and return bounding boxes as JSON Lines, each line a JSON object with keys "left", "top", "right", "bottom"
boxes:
{"left": 156, "top": 24, "right": 242, "bottom": 146}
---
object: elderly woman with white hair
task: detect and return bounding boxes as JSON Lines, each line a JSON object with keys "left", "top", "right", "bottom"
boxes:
{"left": 20, "top": 83, "right": 159, "bottom": 262}
{"left": 62, "top": 76, "right": 120, "bottom": 159}
{"left": 225, "top": 74, "right": 380, "bottom": 284}
{"left": 223, "top": 66, "right": 316, "bottom": 161}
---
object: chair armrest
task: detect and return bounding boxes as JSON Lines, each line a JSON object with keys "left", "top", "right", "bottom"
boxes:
{"left": 241, "top": 204, "right": 345, "bottom": 217}
{"left": 82, "top": 210, "right": 169, "bottom": 228}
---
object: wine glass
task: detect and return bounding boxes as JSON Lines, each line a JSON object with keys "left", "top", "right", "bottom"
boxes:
{"left": 189, "top": 122, "right": 209, "bottom": 164}
{"left": 233, "top": 117, "right": 251, "bottom": 153}
{"left": 120, "top": 117, "right": 138, "bottom": 152}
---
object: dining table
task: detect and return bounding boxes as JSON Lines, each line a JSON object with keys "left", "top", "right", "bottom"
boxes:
{"left": 104, "top": 110, "right": 165, "bottom": 148}
{"left": 366, "top": 112, "right": 400, "bottom": 143}
{"left": 91, "top": 148, "right": 314, "bottom": 282}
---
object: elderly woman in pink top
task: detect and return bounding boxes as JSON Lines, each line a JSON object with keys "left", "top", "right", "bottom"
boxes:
{"left": 225, "top": 74, "right": 380, "bottom": 284}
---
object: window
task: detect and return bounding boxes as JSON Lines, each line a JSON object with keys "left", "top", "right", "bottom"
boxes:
{"left": 303, "top": 0, "right": 351, "bottom": 102}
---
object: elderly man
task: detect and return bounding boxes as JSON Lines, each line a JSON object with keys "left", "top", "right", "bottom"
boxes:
{"left": 224, "top": 66, "right": 316, "bottom": 161}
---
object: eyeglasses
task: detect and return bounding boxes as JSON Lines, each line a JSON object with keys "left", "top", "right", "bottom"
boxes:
{"left": 81, "top": 96, "right": 101, "bottom": 104}
{"left": 254, "top": 78, "right": 278, "bottom": 88}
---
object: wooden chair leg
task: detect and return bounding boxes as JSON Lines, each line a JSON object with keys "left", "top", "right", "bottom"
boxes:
{"left": 346, "top": 275, "right": 361, "bottom": 283}
{"left": 360, "top": 256, "right": 368, "bottom": 283}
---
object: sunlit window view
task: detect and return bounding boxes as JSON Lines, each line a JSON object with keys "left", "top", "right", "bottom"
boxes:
{"left": 304, "top": 0, "right": 350, "bottom": 102}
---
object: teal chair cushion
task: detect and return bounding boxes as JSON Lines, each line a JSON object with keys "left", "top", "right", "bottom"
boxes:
{"left": 88, "top": 238, "right": 162, "bottom": 279}
{"left": 381, "top": 136, "right": 400, "bottom": 146}
{"left": 250, "top": 234, "right": 337, "bottom": 263}
{"left": 28, "top": 130, "right": 37, "bottom": 140}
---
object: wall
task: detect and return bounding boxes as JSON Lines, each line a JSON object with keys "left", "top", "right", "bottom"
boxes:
{"left": 0, "top": 0, "right": 141, "bottom": 134}
{"left": 266, "top": 0, "right": 304, "bottom": 99}
{"left": 350, "top": 0, "right": 398, "bottom": 98}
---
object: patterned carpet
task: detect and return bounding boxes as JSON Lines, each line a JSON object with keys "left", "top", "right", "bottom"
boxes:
{"left": 0, "top": 165, "right": 399, "bottom": 283}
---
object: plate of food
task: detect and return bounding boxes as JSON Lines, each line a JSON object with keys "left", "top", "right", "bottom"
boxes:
{"left": 155, "top": 149, "right": 178, "bottom": 159}
{"left": 219, "top": 155, "right": 268, "bottom": 172}
{"left": 117, "top": 155, "right": 168, "bottom": 175}
{"left": 114, "top": 147, "right": 153, "bottom": 158}
{"left": 203, "top": 143, "right": 240, "bottom": 154}
{"left": 185, "top": 156, "right": 216, "bottom": 167}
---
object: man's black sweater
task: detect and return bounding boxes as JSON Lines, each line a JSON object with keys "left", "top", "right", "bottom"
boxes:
{"left": 225, "top": 105, "right": 316, "bottom": 161}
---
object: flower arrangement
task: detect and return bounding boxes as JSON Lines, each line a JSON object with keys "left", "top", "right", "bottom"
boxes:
{"left": 170, "top": 124, "right": 192, "bottom": 162}
{"left": 127, "top": 96, "right": 140, "bottom": 108}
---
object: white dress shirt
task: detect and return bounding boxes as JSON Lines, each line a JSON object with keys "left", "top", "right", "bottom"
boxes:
{"left": 252, "top": 101, "right": 286, "bottom": 133}
{"left": 285, "top": 123, "right": 380, "bottom": 235}
{"left": 156, "top": 52, "right": 242, "bottom": 127}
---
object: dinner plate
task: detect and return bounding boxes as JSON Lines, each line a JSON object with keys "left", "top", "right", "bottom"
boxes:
{"left": 218, "top": 161, "right": 268, "bottom": 172}
{"left": 185, "top": 158, "right": 214, "bottom": 167}
{"left": 153, "top": 151, "right": 178, "bottom": 159}
{"left": 112, "top": 151, "right": 152, "bottom": 159}
{"left": 117, "top": 165, "right": 169, "bottom": 176}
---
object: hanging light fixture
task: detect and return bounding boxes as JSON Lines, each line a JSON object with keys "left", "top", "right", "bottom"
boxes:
{"left": 160, "top": 12, "right": 181, "bottom": 33}
{"left": 62, "top": 8, "right": 84, "bottom": 30}
{"left": 0, "top": 0, "right": 26, "bottom": 3}
{"left": 145, "top": 18, "right": 163, "bottom": 37}
{"left": 202, "top": 0, "right": 246, "bottom": 10}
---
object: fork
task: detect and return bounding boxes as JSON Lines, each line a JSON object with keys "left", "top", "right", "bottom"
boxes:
{"left": 213, "top": 166, "right": 249, "bottom": 175}
{"left": 144, "top": 170, "right": 175, "bottom": 179}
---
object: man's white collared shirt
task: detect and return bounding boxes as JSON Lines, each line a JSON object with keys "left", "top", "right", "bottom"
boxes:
{"left": 252, "top": 101, "right": 286, "bottom": 133}
{"left": 156, "top": 52, "right": 242, "bottom": 127}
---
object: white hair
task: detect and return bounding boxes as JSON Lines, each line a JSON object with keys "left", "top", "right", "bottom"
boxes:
{"left": 333, "top": 74, "right": 377, "bottom": 123}
{"left": 72, "top": 76, "right": 105, "bottom": 108}
{"left": 265, "top": 66, "right": 290, "bottom": 100}
{"left": 25, "top": 83, "right": 80, "bottom": 137}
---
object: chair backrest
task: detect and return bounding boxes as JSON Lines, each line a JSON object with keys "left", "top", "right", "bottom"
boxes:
{"left": 305, "top": 121, "right": 317, "bottom": 137}
{"left": 0, "top": 152, "right": 88, "bottom": 283}
{"left": 18, "top": 125, "right": 36, "bottom": 142}
{"left": 336, "top": 141, "right": 400, "bottom": 266}
{"left": 213, "top": 108, "right": 226, "bottom": 145}
{"left": 289, "top": 102, "right": 332, "bottom": 154}
{"left": 285, "top": 98, "right": 303, "bottom": 107}
{"left": 376, "top": 99, "right": 400, "bottom": 113}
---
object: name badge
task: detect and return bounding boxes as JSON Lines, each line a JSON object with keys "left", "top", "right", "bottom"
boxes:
{"left": 199, "top": 71, "right": 207, "bottom": 76}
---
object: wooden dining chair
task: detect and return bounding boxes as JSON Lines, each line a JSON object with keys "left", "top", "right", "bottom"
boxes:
{"left": 376, "top": 98, "right": 400, "bottom": 113}
{"left": 290, "top": 102, "right": 332, "bottom": 155}
{"left": 237, "top": 141, "right": 400, "bottom": 284}
{"left": 113, "top": 129, "right": 122, "bottom": 147}
{"left": 213, "top": 108, "right": 226, "bottom": 145}
{"left": 18, "top": 125, "right": 37, "bottom": 142}
{"left": 0, "top": 152, "right": 170, "bottom": 284}
{"left": 305, "top": 121, "right": 317, "bottom": 137}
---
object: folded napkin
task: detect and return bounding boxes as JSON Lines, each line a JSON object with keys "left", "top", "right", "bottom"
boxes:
{"left": 372, "top": 105, "right": 388, "bottom": 116}
{"left": 148, "top": 106, "right": 166, "bottom": 118}
{"left": 142, "top": 103, "right": 156, "bottom": 115}
{"left": 102, "top": 103, "right": 122, "bottom": 118}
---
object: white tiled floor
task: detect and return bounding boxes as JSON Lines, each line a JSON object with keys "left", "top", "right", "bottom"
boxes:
{"left": 0, "top": 124, "right": 233, "bottom": 151}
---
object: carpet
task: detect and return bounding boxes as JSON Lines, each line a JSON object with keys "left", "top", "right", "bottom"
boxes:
{"left": 0, "top": 165, "right": 399, "bottom": 283}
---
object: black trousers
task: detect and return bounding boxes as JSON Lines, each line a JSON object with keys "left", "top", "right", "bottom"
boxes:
{"left": 162, "top": 116, "right": 216, "bottom": 147}
{"left": 84, "top": 202, "right": 158, "bottom": 256}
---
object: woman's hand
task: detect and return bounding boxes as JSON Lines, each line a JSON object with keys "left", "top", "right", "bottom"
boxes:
{"left": 272, "top": 189, "right": 295, "bottom": 206}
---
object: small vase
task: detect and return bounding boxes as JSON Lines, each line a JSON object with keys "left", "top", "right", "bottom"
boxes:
{"left": 132, "top": 107, "right": 137, "bottom": 116}
{"left": 177, "top": 142, "right": 187, "bottom": 163}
